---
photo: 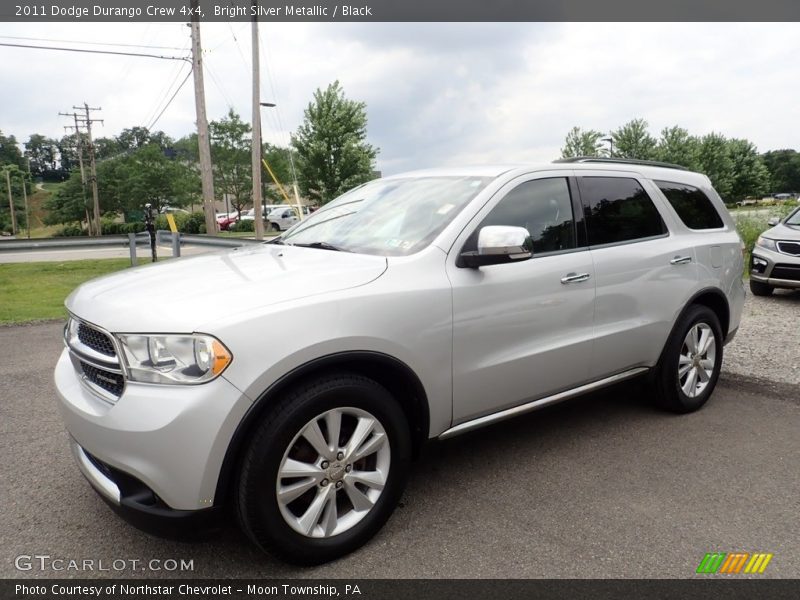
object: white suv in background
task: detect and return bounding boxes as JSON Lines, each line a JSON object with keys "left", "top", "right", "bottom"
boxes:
{"left": 55, "top": 158, "right": 745, "bottom": 564}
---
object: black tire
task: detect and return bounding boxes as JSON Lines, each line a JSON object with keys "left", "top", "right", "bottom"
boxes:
{"left": 652, "top": 305, "right": 723, "bottom": 413}
{"left": 271, "top": 223, "right": 280, "bottom": 232}
{"left": 236, "top": 373, "right": 411, "bottom": 565}
{"left": 749, "top": 279, "right": 773, "bottom": 296}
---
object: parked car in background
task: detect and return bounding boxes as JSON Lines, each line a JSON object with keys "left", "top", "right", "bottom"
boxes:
{"left": 267, "top": 206, "right": 301, "bottom": 231}
{"left": 749, "top": 205, "right": 800, "bottom": 295}
{"left": 217, "top": 212, "right": 240, "bottom": 231}
{"left": 55, "top": 158, "right": 744, "bottom": 565}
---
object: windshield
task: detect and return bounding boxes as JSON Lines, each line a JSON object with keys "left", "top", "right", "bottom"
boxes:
{"left": 785, "top": 207, "right": 800, "bottom": 226}
{"left": 279, "top": 176, "right": 492, "bottom": 256}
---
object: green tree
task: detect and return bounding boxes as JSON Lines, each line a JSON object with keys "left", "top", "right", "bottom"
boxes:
{"left": 611, "top": 118, "right": 657, "bottom": 160}
{"left": 24, "top": 134, "right": 59, "bottom": 176}
{"left": 560, "top": 126, "right": 605, "bottom": 158}
{"left": 655, "top": 126, "right": 701, "bottom": 170}
{"left": 42, "top": 170, "right": 90, "bottom": 227}
{"left": 262, "top": 142, "right": 295, "bottom": 203}
{"left": 0, "top": 131, "right": 24, "bottom": 169}
{"left": 292, "top": 81, "right": 378, "bottom": 204}
{"left": 697, "top": 133, "right": 735, "bottom": 201}
{"left": 210, "top": 109, "right": 252, "bottom": 216}
{"left": 727, "top": 139, "right": 769, "bottom": 203}
{"left": 761, "top": 149, "right": 800, "bottom": 193}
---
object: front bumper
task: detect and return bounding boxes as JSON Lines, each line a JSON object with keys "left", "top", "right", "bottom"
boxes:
{"left": 750, "top": 247, "right": 800, "bottom": 289}
{"left": 55, "top": 349, "right": 252, "bottom": 512}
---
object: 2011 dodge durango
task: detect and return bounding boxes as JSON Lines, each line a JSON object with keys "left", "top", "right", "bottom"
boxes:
{"left": 55, "top": 158, "right": 745, "bottom": 564}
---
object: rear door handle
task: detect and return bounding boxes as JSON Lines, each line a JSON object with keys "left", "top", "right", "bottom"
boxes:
{"left": 670, "top": 255, "right": 693, "bottom": 265}
{"left": 561, "top": 272, "right": 591, "bottom": 284}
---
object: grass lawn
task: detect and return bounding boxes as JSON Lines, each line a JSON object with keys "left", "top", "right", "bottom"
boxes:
{"left": 0, "top": 259, "right": 131, "bottom": 325}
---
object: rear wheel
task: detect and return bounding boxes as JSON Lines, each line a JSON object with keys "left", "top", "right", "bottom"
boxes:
{"left": 749, "top": 279, "right": 773, "bottom": 296}
{"left": 236, "top": 374, "right": 411, "bottom": 565}
{"left": 653, "top": 305, "right": 723, "bottom": 413}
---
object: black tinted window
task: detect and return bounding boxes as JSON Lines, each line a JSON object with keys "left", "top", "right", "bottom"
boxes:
{"left": 655, "top": 180, "right": 724, "bottom": 230}
{"left": 465, "top": 178, "right": 575, "bottom": 254}
{"left": 579, "top": 177, "right": 666, "bottom": 246}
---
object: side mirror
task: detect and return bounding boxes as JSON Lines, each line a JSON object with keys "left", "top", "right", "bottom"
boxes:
{"left": 459, "top": 225, "right": 533, "bottom": 268}
{"left": 767, "top": 217, "right": 780, "bottom": 227}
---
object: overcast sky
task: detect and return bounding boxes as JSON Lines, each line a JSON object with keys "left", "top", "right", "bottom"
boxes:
{"left": 0, "top": 22, "right": 798, "bottom": 174}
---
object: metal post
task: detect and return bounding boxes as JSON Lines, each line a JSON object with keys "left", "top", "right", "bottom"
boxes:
{"left": 127, "top": 233, "right": 138, "bottom": 266}
{"left": 171, "top": 231, "right": 181, "bottom": 258}
{"left": 144, "top": 203, "right": 157, "bottom": 262}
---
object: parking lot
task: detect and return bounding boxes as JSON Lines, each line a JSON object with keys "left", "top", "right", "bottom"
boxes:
{"left": 1, "top": 292, "right": 798, "bottom": 579}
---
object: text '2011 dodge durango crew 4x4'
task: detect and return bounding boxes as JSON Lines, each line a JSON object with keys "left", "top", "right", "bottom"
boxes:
{"left": 55, "top": 158, "right": 745, "bottom": 564}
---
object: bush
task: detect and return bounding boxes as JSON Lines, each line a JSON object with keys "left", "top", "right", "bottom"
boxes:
{"left": 153, "top": 211, "right": 206, "bottom": 234}
{"left": 230, "top": 219, "right": 255, "bottom": 232}
{"left": 100, "top": 222, "right": 146, "bottom": 235}
{"left": 56, "top": 224, "right": 88, "bottom": 237}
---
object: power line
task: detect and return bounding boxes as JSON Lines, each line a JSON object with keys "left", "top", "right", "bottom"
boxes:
{"left": 0, "top": 42, "right": 190, "bottom": 62}
{"left": 0, "top": 34, "right": 186, "bottom": 51}
{"left": 143, "top": 58, "right": 191, "bottom": 128}
{"left": 147, "top": 70, "right": 193, "bottom": 131}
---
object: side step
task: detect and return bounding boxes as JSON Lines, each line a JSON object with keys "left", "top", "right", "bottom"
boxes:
{"left": 438, "top": 367, "right": 649, "bottom": 440}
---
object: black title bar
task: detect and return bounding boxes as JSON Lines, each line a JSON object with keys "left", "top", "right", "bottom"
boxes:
{"left": 2, "top": 0, "right": 800, "bottom": 22}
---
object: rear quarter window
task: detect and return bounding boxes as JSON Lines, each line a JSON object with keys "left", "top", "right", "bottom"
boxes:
{"left": 578, "top": 176, "right": 666, "bottom": 246}
{"left": 655, "top": 180, "right": 724, "bottom": 230}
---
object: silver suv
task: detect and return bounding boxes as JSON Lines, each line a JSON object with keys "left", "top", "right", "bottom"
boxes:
{"left": 749, "top": 206, "right": 800, "bottom": 295}
{"left": 55, "top": 158, "right": 745, "bottom": 564}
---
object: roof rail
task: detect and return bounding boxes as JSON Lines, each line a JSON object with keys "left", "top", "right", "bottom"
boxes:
{"left": 554, "top": 157, "right": 688, "bottom": 171}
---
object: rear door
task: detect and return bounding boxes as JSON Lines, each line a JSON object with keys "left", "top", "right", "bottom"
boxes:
{"left": 577, "top": 172, "right": 699, "bottom": 378}
{"left": 447, "top": 172, "right": 596, "bottom": 424}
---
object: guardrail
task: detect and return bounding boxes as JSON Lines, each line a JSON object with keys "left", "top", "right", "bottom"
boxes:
{"left": 0, "top": 231, "right": 264, "bottom": 266}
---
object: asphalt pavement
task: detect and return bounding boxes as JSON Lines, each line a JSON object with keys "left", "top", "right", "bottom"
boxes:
{"left": 1, "top": 322, "right": 798, "bottom": 579}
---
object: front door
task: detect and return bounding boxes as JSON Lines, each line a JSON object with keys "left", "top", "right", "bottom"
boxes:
{"left": 447, "top": 174, "right": 596, "bottom": 424}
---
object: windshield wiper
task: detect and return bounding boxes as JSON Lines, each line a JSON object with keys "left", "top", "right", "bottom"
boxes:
{"left": 291, "top": 241, "right": 350, "bottom": 252}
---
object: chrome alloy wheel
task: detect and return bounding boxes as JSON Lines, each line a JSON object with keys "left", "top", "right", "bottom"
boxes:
{"left": 678, "top": 322, "right": 716, "bottom": 398}
{"left": 276, "top": 407, "right": 391, "bottom": 538}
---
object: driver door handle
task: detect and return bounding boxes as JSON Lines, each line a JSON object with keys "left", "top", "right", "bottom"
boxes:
{"left": 670, "top": 255, "right": 693, "bottom": 265}
{"left": 561, "top": 272, "right": 591, "bottom": 284}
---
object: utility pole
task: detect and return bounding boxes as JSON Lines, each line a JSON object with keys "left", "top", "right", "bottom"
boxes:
{"left": 4, "top": 168, "right": 17, "bottom": 235}
{"left": 75, "top": 103, "right": 103, "bottom": 236}
{"left": 251, "top": 6, "right": 264, "bottom": 240}
{"left": 21, "top": 175, "right": 30, "bottom": 238}
{"left": 189, "top": 2, "right": 217, "bottom": 235}
{"left": 61, "top": 112, "right": 92, "bottom": 235}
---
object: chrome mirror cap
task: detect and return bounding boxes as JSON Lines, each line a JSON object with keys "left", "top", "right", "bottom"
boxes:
{"left": 767, "top": 217, "right": 780, "bottom": 227}
{"left": 478, "top": 226, "right": 532, "bottom": 259}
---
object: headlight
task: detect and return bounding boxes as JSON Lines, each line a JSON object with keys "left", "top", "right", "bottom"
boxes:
{"left": 755, "top": 236, "right": 777, "bottom": 251}
{"left": 116, "top": 333, "right": 232, "bottom": 385}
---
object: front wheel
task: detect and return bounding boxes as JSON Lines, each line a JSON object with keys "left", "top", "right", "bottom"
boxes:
{"left": 270, "top": 223, "right": 281, "bottom": 232}
{"left": 652, "top": 305, "right": 723, "bottom": 413}
{"left": 236, "top": 374, "right": 411, "bottom": 565}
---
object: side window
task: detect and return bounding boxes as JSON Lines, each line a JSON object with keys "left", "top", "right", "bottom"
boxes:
{"left": 655, "top": 180, "right": 724, "bottom": 230}
{"left": 579, "top": 177, "right": 666, "bottom": 246}
{"left": 464, "top": 178, "right": 576, "bottom": 255}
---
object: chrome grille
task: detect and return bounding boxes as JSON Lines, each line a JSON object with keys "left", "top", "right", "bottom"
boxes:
{"left": 77, "top": 322, "right": 116, "bottom": 357}
{"left": 65, "top": 317, "right": 125, "bottom": 403}
{"left": 80, "top": 361, "right": 125, "bottom": 396}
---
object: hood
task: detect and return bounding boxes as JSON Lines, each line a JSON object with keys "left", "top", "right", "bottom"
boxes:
{"left": 66, "top": 244, "right": 387, "bottom": 332}
{"left": 764, "top": 223, "right": 800, "bottom": 241}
